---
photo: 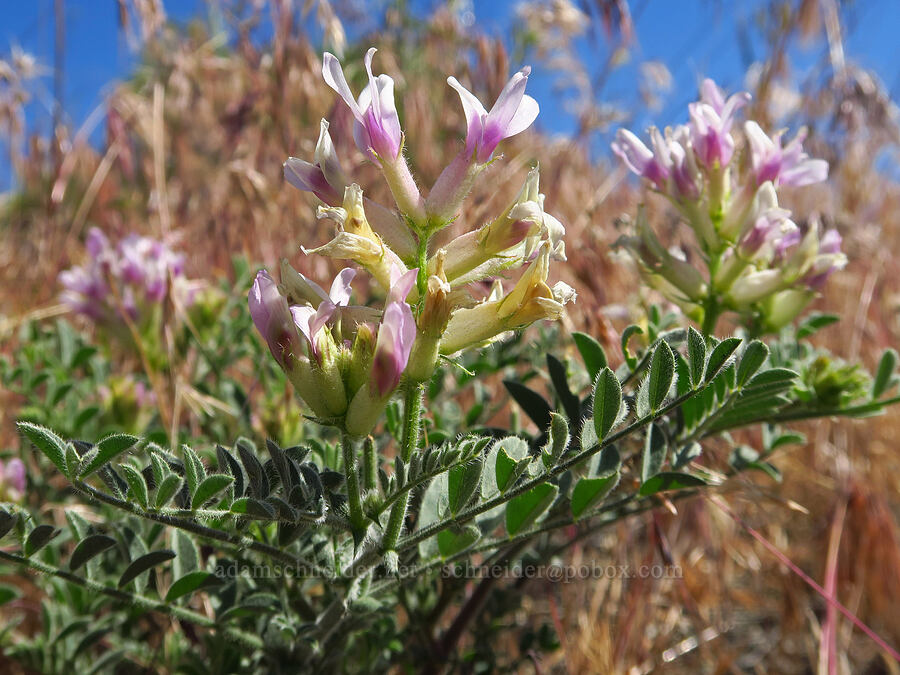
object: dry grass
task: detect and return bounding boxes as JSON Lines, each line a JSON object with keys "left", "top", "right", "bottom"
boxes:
{"left": 2, "top": 1, "right": 900, "bottom": 672}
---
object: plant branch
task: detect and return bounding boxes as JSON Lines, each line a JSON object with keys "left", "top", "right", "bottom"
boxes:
{"left": 73, "top": 479, "right": 332, "bottom": 578}
{"left": 393, "top": 388, "right": 703, "bottom": 557}
{"left": 0, "top": 549, "right": 263, "bottom": 648}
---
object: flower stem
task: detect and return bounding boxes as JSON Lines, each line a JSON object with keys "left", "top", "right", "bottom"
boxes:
{"left": 400, "top": 380, "right": 425, "bottom": 463}
{"left": 702, "top": 250, "right": 723, "bottom": 336}
{"left": 382, "top": 380, "right": 425, "bottom": 557}
{"left": 342, "top": 432, "right": 366, "bottom": 534}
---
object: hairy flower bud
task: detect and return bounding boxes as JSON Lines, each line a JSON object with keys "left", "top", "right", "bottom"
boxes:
{"left": 249, "top": 270, "right": 304, "bottom": 371}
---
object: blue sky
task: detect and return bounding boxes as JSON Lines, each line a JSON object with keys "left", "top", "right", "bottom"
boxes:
{"left": 3, "top": 0, "right": 900, "bottom": 189}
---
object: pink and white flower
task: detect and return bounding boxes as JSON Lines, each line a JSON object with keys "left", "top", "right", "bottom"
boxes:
{"left": 372, "top": 268, "right": 418, "bottom": 396}
{"left": 447, "top": 67, "right": 539, "bottom": 164}
{"left": 322, "top": 48, "right": 402, "bottom": 162}
{"left": 688, "top": 78, "right": 750, "bottom": 170}
{"left": 744, "top": 121, "right": 829, "bottom": 187}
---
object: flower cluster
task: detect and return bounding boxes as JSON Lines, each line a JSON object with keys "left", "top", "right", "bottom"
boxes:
{"left": 612, "top": 79, "right": 843, "bottom": 333}
{"left": 252, "top": 47, "right": 573, "bottom": 436}
{"left": 59, "top": 227, "right": 199, "bottom": 326}
{"left": 0, "top": 457, "right": 25, "bottom": 502}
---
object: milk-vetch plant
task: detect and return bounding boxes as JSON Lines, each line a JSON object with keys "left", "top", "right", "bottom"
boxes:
{"left": 613, "top": 79, "right": 844, "bottom": 336}
{"left": 5, "top": 58, "right": 900, "bottom": 672}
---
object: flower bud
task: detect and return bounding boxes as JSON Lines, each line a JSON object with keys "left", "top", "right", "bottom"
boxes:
{"left": 346, "top": 322, "right": 377, "bottom": 396}
{"left": 760, "top": 288, "right": 816, "bottom": 332}
{"left": 726, "top": 269, "right": 785, "bottom": 307}
{"left": 283, "top": 356, "right": 334, "bottom": 418}
{"left": 248, "top": 270, "right": 304, "bottom": 371}
{"left": 314, "top": 119, "right": 349, "bottom": 190}
{"left": 311, "top": 327, "right": 348, "bottom": 416}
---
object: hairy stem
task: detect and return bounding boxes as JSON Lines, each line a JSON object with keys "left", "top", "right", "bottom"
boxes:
{"left": 342, "top": 432, "right": 366, "bottom": 533}
{"left": 362, "top": 435, "right": 378, "bottom": 492}
{"left": 383, "top": 380, "right": 425, "bottom": 557}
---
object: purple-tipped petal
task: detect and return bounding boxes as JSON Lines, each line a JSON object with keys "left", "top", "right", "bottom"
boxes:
{"left": 779, "top": 159, "right": 829, "bottom": 187}
{"left": 485, "top": 68, "right": 530, "bottom": 131}
{"left": 284, "top": 157, "right": 341, "bottom": 205}
{"left": 505, "top": 94, "right": 540, "bottom": 137}
{"left": 362, "top": 50, "right": 401, "bottom": 158}
{"left": 291, "top": 305, "right": 317, "bottom": 345}
{"left": 612, "top": 129, "right": 654, "bottom": 175}
{"left": 700, "top": 78, "right": 726, "bottom": 113}
{"left": 309, "top": 301, "right": 337, "bottom": 343}
{"left": 447, "top": 76, "right": 488, "bottom": 155}
{"left": 448, "top": 67, "right": 538, "bottom": 163}
{"left": 773, "top": 229, "right": 803, "bottom": 262}
{"left": 820, "top": 229, "right": 842, "bottom": 255}
{"left": 612, "top": 128, "right": 669, "bottom": 189}
{"left": 745, "top": 122, "right": 828, "bottom": 187}
{"left": 86, "top": 227, "right": 110, "bottom": 258}
{"left": 324, "top": 49, "right": 402, "bottom": 161}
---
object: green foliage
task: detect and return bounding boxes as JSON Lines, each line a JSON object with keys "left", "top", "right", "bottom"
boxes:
{"left": 6, "top": 309, "right": 900, "bottom": 672}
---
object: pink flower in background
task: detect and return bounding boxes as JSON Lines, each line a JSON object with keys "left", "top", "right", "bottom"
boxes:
{"left": 0, "top": 457, "right": 26, "bottom": 499}
{"left": 59, "top": 227, "right": 194, "bottom": 323}
{"left": 803, "top": 229, "right": 845, "bottom": 289}
{"left": 688, "top": 78, "right": 750, "bottom": 169}
{"left": 739, "top": 209, "right": 796, "bottom": 256}
{"left": 611, "top": 126, "right": 700, "bottom": 200}
{"left": 745, "top": 121, "right": 829, "bottom": 187}
{"left": 372, "top": 268, "right": 417, "bottom": 396}
{"left": 323, "top": 48, "right": 402, "bottom": 162}
{"left": 447, "top": 67, "right": 539, "bottom": 164}
{"left": 611, "top": 128, "right": 670, "bottom": 190}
